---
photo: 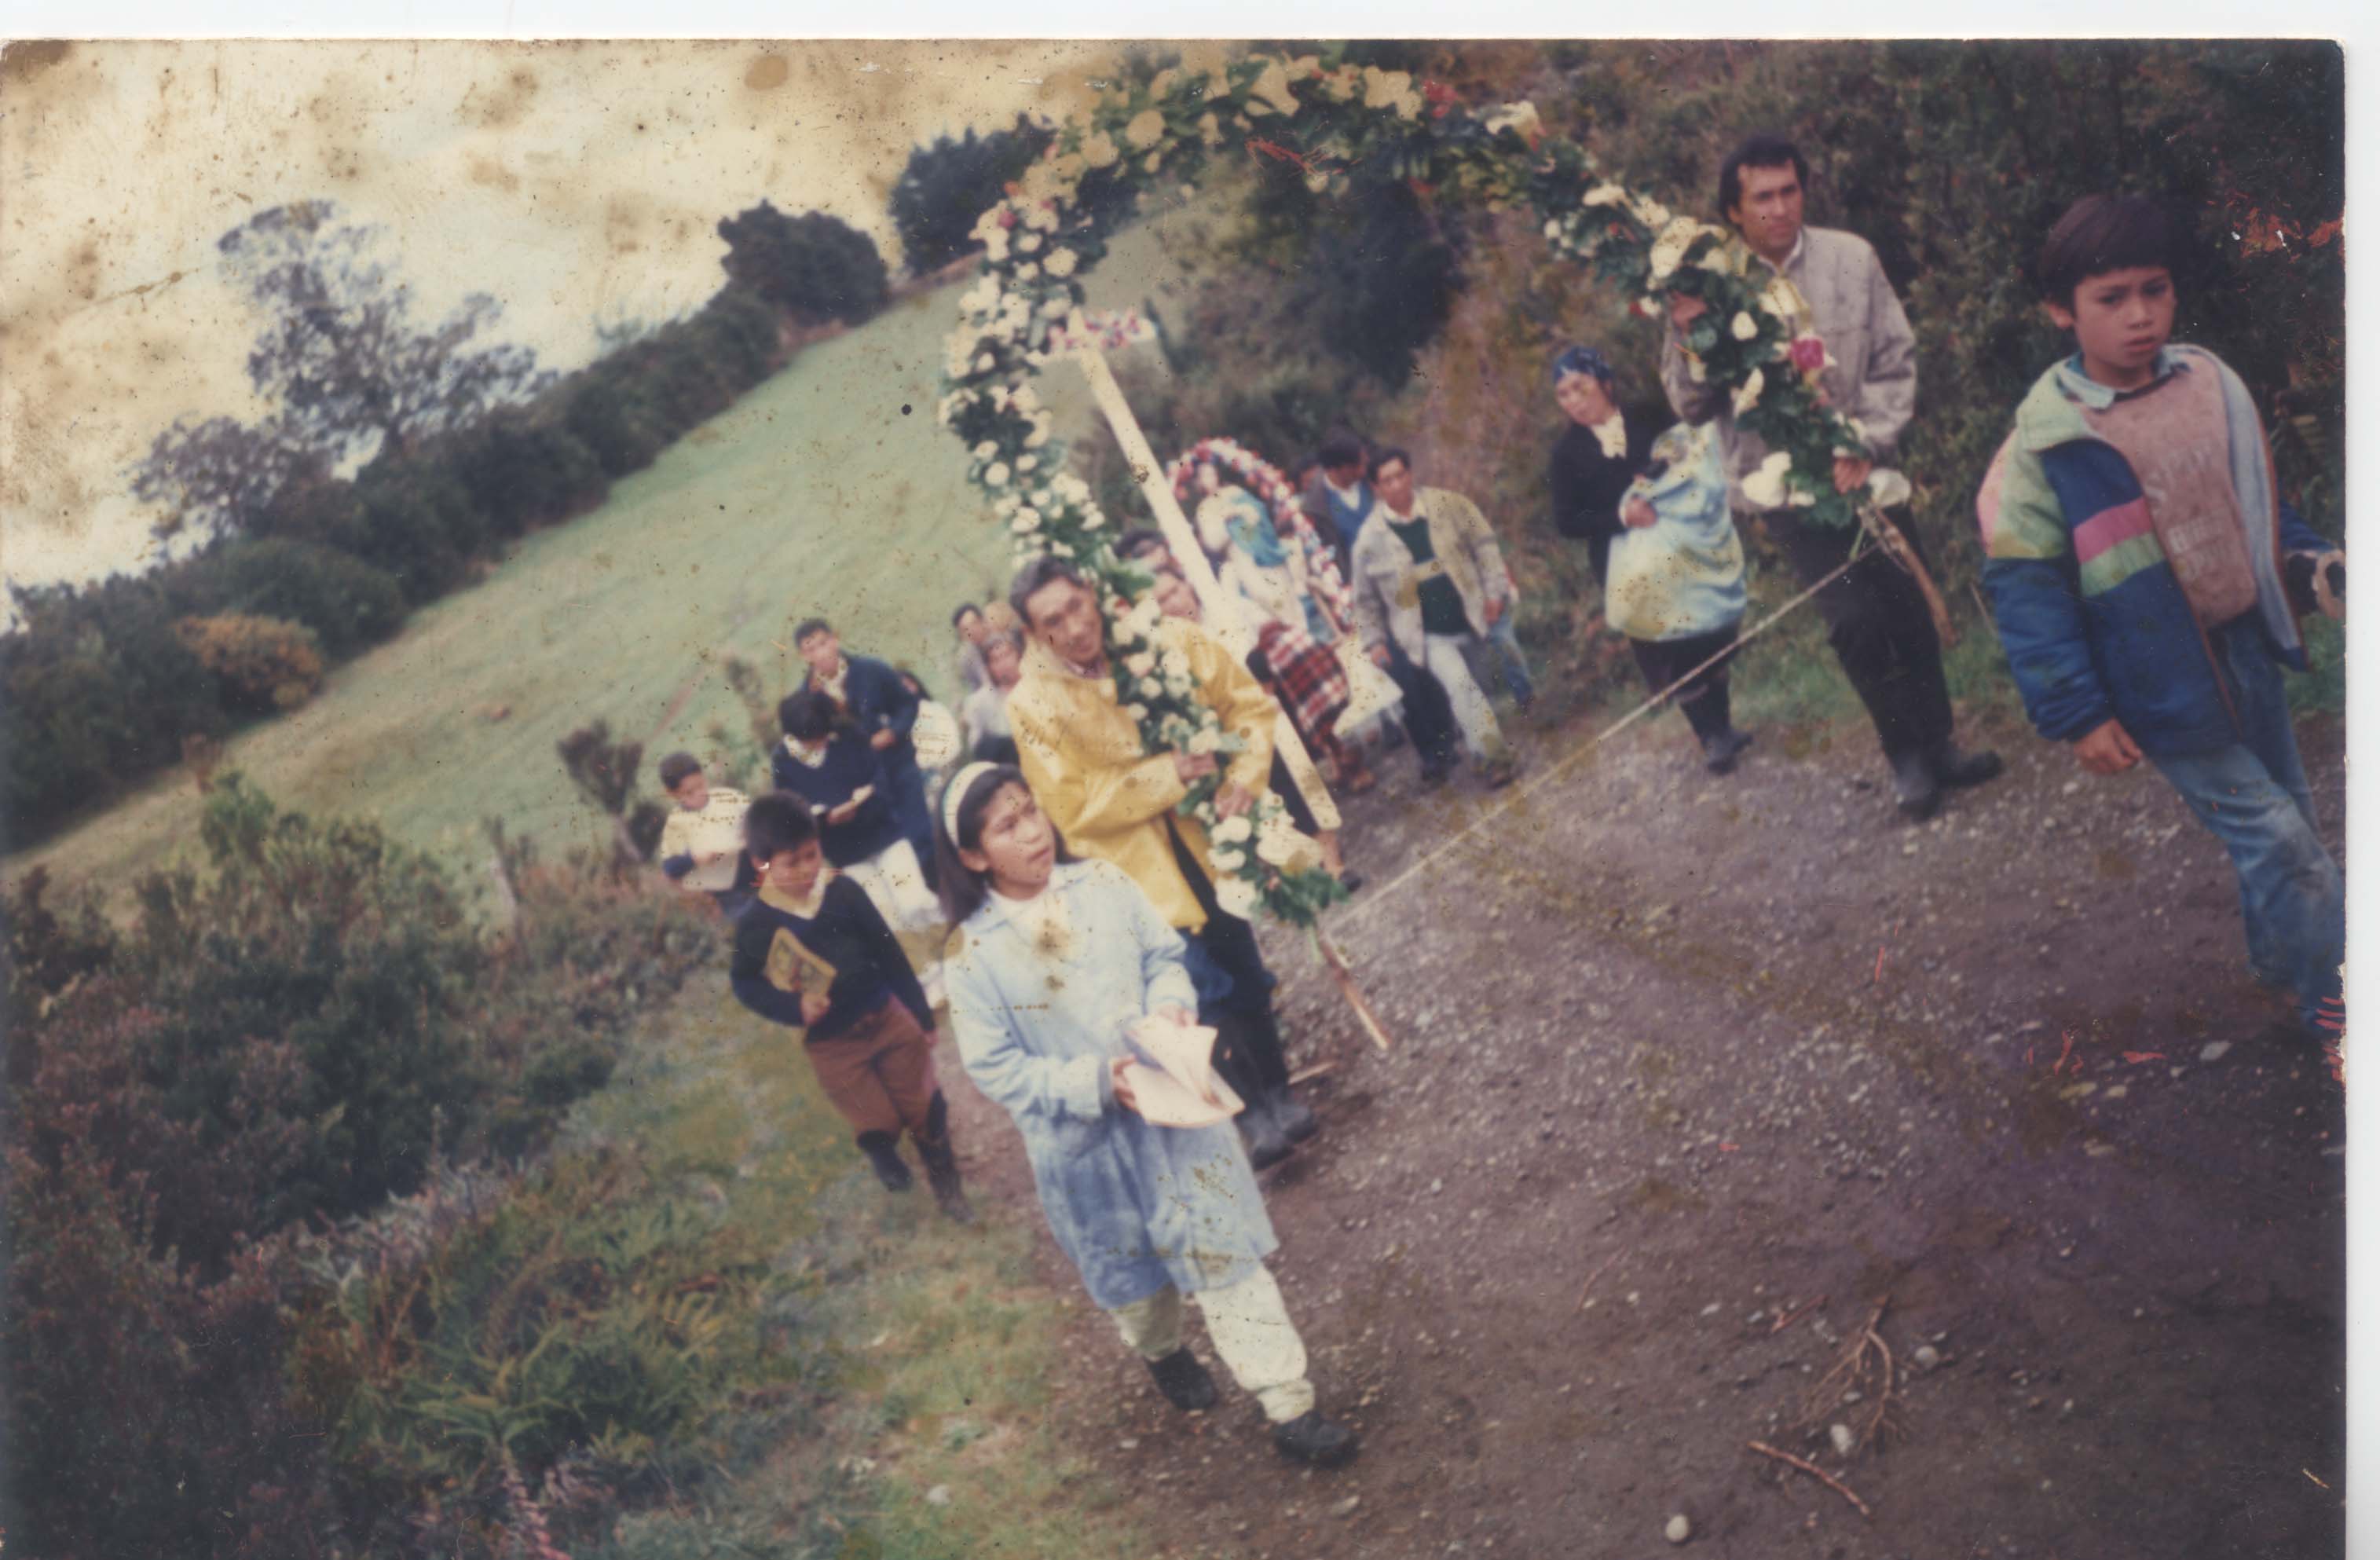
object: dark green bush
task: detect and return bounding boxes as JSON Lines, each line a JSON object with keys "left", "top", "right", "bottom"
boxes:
{"left": 718, "top": 202, "right": 890, "bottom": 326}
{"left": 891, "top": 116, "right": 1052, "bottom": 276}
{"left": 181, "top": 536, "right": 408, "bottom": 658}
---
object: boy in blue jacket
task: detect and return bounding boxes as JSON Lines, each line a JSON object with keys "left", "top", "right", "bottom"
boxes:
{"left": 1978, "top": 194, "right": 2345, "bottom": 1039}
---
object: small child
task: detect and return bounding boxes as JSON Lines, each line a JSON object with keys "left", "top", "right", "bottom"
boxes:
{"left": 654, "top": 752, "right": 757, "bottom": 917}
{"left": 1979, "top": 193, "right": 2346, "bottom": 1038}
{"left": 936, "top": 761, "right": 1359, "bottom": 1468}
{"left": 728, "top": 793, "right": 971, "bottom": 1219}
{"left": 772, "top": 689, "right": 946, "bottom": 1000}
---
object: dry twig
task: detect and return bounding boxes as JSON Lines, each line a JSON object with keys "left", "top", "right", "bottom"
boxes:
{"left": 1575, "top": 1247, "right": 1630, "bottom": 1313}
{"left": 1748, "top": 1441, "right": 1874, "bottom": 1519}
{"left": 1798, "top": 1298, "right": 1904, "bottom": 1452}
{"left": 1768, "top": 1294, "right": 1827, "bottom": 1334}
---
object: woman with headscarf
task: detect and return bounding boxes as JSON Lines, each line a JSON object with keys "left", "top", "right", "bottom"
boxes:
{"left": 1549, "top": 345, "right": 1754, "bottom": 772}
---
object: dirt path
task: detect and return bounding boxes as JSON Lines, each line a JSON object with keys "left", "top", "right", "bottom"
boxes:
{"left": 938, "top": 699, "right": 2346, "bottom": 1560}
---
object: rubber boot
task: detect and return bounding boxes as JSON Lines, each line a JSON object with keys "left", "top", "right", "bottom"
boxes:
{"left": 1146, "top": 1348, "right": 1218, "bottom": 1412}
{"left": 913, "top": 1094, "right": 975, "bottom": 1224}
{"left": 1273, "top": 1409, "right": 1360, "bottom": 1467}
{"left": 1265, "top": 1086, "right": 1319, "bottom": 1144}
{"left": 857, "top": 1130, "right": 913, "bottom": 1192}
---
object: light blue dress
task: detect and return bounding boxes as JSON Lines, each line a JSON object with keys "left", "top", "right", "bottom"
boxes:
{"left": 946, "top": 859, "right": 1279, "bottom": 1309}
{"left": 1603, "top": 422, "right": 1749, "bottom": 643}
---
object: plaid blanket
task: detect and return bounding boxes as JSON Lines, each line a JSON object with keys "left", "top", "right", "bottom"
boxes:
{"left": 1257, "top": 619, "right": 1349, "bottom": 738}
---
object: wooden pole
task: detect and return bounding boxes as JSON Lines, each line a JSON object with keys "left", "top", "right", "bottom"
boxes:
{"left": 1069, "top": 346, "right": 1390, "bottom": 1052}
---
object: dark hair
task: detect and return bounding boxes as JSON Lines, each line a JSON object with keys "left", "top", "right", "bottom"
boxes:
{"left": 793, "top": 617, "right": 834, "bottom": 646}
{"left": 951, "top": 602, "right": 983, "bottom": 628}
{"left": 2037, "top": 194, "right": 2180, "bottom": 306}
{"left": 1717, "top": 132, "right": 1809, "bottom": 217}
{"left": 1115, "top": 526, "right": 1170, "bottom": 562}
{"left": 1316, "top": 430, "right": 1367, "bottom": 471}
{"left": 1367, "top": 445, "right": 1413, "bottom": 482}
{"left": 657, "top": 751, "right": 703, "bottom": 791}
{"left": 1009, "top": 555, "right": 1088, "bottom": 628}
{"left": 934, "top": 764, "right": 1075, "bottom": 924}
{"left": 778, "top": 688, "right": 837, "bottom": 742}
{"left": 744, "top": 790, "right": 818, "bottom": 863}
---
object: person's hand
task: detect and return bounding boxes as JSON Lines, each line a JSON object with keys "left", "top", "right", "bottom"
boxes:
{"left": 800, "top": 990, "right": 832, "bottom": 1027}
{"left": 1172, "top": 750, "right": 1219, "bottom": 785}
{"left": 870, "top": 728, "right": 897, "bottom": 751}
{"left": 827, "top": 799, "right": 861, "bottom": 825}
{"left": 1212, "top": 781, "right": 1256, "bottom": 818}
{"left": 695, "top": 846, "right": 728, "bottom": 866}
{"left": 1484, "top": 595, "right": 1506, "bottom": 626}
{"left": 1109, "top": 1055, "right": 1141, "bottom": 1115}
{"left": 1833, "top": 455, "right": 1873, "bottom": 496}
{"left": 1368, "top": 644, "right": 1393, "bottom": 668}
{"left": 1621, "top": 496, "right": 1658, "bottom": 529}
{"left": 2071, "top": 719, "right": 2142, "bottom": 776}
{"left": 1667, "top": 293, "right": 1708, "bottom": 332}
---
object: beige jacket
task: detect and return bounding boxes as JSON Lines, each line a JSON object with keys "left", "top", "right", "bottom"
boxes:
{"left": 1659, "top": 225, "right": 1917, "bottom": 504}
{"left": 1349, "top": 486, "right": 1514, "bottom": 663}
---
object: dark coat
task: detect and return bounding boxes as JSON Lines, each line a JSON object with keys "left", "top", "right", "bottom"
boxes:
{"left": 1548, "top": 407, "right": 1661, "bottom": 584}
{"left": 771, "top": 733, "right": 904, "bottom": 867}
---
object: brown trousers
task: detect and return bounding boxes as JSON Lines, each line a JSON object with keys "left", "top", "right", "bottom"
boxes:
{"left": 806, "top": 1000, "right": 939, "bottom": 1139}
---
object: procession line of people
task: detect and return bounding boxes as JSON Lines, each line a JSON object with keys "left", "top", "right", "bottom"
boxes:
{"left": 639, "top": 131, "right": 2344, "bottom": 1479}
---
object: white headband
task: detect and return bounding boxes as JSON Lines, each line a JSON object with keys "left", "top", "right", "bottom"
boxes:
{"left": 941, "top": 762, "right": 1005, "bottom": 845}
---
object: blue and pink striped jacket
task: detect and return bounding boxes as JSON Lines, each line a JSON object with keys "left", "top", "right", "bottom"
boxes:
{"left": 1975, "top": 346, "right": 2323, "bottom": 757}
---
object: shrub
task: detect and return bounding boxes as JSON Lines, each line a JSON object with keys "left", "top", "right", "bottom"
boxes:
{"left": 181, "top": 536, "right": 408, "bottom": 659}
{"left": 353, "top": 456, "right": 491, "bottom": 602}
{"left": 717, "top": 202, "right": 890, "bottom": 326}
{"left": 173, "top": 612, "right": 325, "bottom": 713}
{"left": 448, "top": 405, "right": 610, "bottom": 536}
{"left": 890, "top": 116, "right": 1052, "bottom": 275}
{"left": 565, "top": 370, "right": 674, "bottom": 478}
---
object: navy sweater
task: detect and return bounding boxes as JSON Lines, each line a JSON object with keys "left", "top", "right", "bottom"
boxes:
{"left": 771, "top": 734, "right": 904, "bottom": 866}
{"left": 729, "top": 876, "right": 932, "bottom": 1043}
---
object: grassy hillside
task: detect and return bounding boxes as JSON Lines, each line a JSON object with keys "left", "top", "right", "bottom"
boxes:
{"left": 14, "top": 216, "right": 1204, "bottom": 900}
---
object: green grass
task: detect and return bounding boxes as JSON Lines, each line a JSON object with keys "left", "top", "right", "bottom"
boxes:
{"left": 10, "top": 215, "right": 1206, "bottom": 903}
{"left": 570, "top": 972, "right": 1159, "bottom": 1560}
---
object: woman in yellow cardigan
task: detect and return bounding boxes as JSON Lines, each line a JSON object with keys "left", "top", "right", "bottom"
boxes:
{"left": 1004, "top": 556, "right": 1320, "bottom": 1170}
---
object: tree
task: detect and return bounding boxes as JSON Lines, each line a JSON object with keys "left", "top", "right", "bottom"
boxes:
{"left": 889, "top": 116, "right": 1053, "bottom": 276}
{"left": 129, "top": 414, "right": 317, "bottom": 541}
{"left": 716, "top": 203, "right": 889, "bottom": 325}
{"left": 214, "top": 200, "right": 551, "bottom": 467}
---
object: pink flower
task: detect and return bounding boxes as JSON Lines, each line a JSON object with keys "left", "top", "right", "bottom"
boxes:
{"left": 1789, "top": 335, "right": 1827, "bottom": 374}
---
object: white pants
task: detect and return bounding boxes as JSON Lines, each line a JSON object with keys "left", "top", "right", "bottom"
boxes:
{"left": 1423, "top": 633, "right": 1507, "bottom": 763}
{"left": 843, "top": 840, "right": 945, "bottom": 995}
{"left": 1109, "top": 1265, "right": 1316, "bottom": 1423}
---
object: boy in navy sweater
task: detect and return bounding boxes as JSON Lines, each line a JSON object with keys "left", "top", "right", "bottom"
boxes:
{"left": 730, "top": 793, "right": 971, "bottom": 1218}
{"left": 1979, "top": 194, "right": 2345, "bottom": 1041}
{"left": 795, "top": 617, "right": 936, "bottom": 882}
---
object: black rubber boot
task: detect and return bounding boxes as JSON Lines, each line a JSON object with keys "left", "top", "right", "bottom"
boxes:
{"left": 1699, "top": 727, "right": 1754, "bottom": 774}
{"left": 1266, "top": 1086, "right": 1319, "bottom": 1144}
{"left": 1272, "top": 1410, "right": 1360, "bottom": 1468}
{"left": 1145, "top": 1347, "right": 1218, "bottom": 1412}
{"left": 1891, "top": 749, "right": 1941, "bottom": 820}
{"left": 913, "top": 1095, "right": 975, "bottom": 1224}
{"left": 1930, "top": 740, "right": 2005, "bottom": 789}
{"left": 857, "top": 1130, "right": 913, "bottom": 1192}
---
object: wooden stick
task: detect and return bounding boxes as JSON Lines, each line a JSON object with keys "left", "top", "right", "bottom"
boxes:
{"left": 1859, "top": 502, "right": 1957, "bottom": 647}
{"left": 1313, "top": 928, "right": 1394, "bottom": 1052}
{"left": 1575, "top": 1247, "right": 1629, "bottom": 1313}
{"left": 1747, "top": 1441, "right": 1874, "bottom": 1519}
{"left": 1285, "top": 1061, "right": 1338, "bottom": 1086}
{"left": 1768, "top": 1294, "right": 1828, "bottom": 1335}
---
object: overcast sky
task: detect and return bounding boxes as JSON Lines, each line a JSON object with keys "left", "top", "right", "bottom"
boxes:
{"left": 0, "top": 38, "right": 1236, "bottom": 595}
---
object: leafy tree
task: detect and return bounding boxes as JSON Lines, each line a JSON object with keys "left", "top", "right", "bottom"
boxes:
{"left": 213, "top": 200, "right": 551, "bottom": 466}
{"left": 716, "top": 202, "right": 890, "bottom": 325}
{"left": 129, "top": 413, "right": 318, "bottom": 541}
{"left": 889, "top": 115, "right": 1053, "bottom": 276}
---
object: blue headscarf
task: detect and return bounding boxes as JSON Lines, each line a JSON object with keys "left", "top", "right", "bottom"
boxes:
{"left": 1551, "top": 345, "right": 1614, "bottom": 386}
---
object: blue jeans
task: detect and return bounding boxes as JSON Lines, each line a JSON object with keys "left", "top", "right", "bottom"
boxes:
{"left": 2148, "top": 623, "right": 2343, "bottom": 1028}
{"left": 1483, "top": 610, "right": 1535, "bottom": 706}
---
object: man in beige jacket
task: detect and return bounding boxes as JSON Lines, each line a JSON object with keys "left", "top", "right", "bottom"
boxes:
{"left": 1348, "top": 447, "right": 1518, "bottom": 785}
{"left": 1660, "top": 131, "right": 2000, "bottom": 821}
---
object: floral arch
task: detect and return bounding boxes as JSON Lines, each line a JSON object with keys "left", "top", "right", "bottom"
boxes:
{"left": 939, "top": 49, "right": 1868, "bottom": 925}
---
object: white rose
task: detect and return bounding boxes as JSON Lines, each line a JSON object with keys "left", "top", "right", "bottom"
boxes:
{"left": 1731, "top": 312, "right": 1758, "bottom": 342}
{"left": 1013, "top": 262, "right": 1038, "bottom": 281}
{"left": 1045, "top": 247, "right": 1078, "bottom": 278}
{"left": 1254, "top": 813, "right": 1304, "bottom": 866}
{"left": 1140, "top": 676, "right": 1163, "bottom": 697}
{"left": 1124, "top": 702, "right": 1148, "bottom": 721}
{"left": 1209, "top": 848, "right": 1247, "bottom": 873}
{"left": 1160, "top": 650, "right": 1191, "bottom": 679}
{"left": 972, "top": 440, "right": 998, "bottom": 460}
{"left": 1210, "top": 815, "right": 1253, "bottom": 844}
{"left": 1142, "top": 150, "right": 1163, "bottom": 174}
{"left": 1017, "top": 232, "right": 1042, "bottom": 254}
{"left": 1739, "top": 451, "right": 1793, "bottom": 509}
{"left": 973, "top": 353, "right": 994, "bottom": 373}
{"left": 1125, "top": 108, "right": 1166, "bottom": 149}
{"left": 1247, "top": 57, "right": 1301, "bottom": 117}
{"left": 1079, "top": 507, "right": 1104, "bottom": 529}
{"left": 1482, "top": 101, "right": 1543, "bottom": 141}
{"left": 1017, "top": 455, "right": 1038, "bottom": 472}
{"left": 1730, "top": 368, "right": 1766, "bottom": 419}
{"left": 1081, "top": 130, "right": 1120, "bottom": 168}
{"left": 1543, "top": 218, "right": 1563, "bottom": 241}
{"left": 1125, "top": 652, "right": 1156, "bottom": 676}
{"left": 1687, "top": 355, "right": 1708, "bottom": 383}
{"left": 1788, "top": 487, "right": 1817, "bottom": 507}
{"left": 1214, "top": 874, "right": 1261, "bottom": 920}
{"left": 983, "top": 231, "right": 1009, "bottom": 262}
{"left": 1581, "top": 182, "right": 1628, "bottom": 207}
{"left": 1188, "top": 728, "right": 1219, "bottom": 756}
{"left": 984, "top": 462, "right": 1011, "bottom": 487}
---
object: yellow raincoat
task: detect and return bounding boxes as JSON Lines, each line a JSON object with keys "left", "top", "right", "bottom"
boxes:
{"left": 1008, "top": 617, "right": 1288, "bottom": 934}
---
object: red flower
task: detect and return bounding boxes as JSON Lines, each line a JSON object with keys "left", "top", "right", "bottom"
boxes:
{"left": 1789, "top": 335, "right": 1827, "bottom": 374}
{"left": 998, "top": 209, "right": 1018, "bottom": 228}
{"left": 1423, "top": 79, "right": 1458, "bottom": 119}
